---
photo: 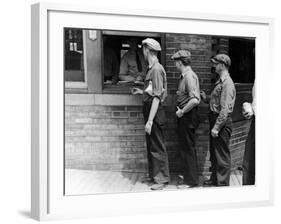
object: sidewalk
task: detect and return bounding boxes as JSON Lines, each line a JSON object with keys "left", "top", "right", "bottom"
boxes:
{"left": 65, "top": 169, "right": 242, "bottom": 195}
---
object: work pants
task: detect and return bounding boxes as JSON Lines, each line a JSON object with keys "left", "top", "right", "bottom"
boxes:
{"left": 177, "top": 109, "right": 199, "bottom": 185}
{"left": 143, "top": 100, "right": 170, "bottom": 184}
{"left": 209, "top": 112, "right": 232, "bottom": 186}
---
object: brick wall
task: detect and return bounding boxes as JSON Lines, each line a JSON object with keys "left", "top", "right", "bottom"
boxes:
{"left": 65, "top": 105, "right": 147, "bottom": 172}
{"left": 65, "top": 103, "right": 251, "bottom": 173}
{"left": 65, "top": 34, "right": 253, "bottom": 176}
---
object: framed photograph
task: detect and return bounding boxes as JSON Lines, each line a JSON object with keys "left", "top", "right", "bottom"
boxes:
{"left": 31, "top": 2, "right": 274, "bottom": 221}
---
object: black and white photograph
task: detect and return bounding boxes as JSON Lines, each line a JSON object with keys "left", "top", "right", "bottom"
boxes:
{"left": 64, "top": 28, "right": 255, "bottom": 195}
{"left": 27, "top": 0, "right": 278, "bottom": 222}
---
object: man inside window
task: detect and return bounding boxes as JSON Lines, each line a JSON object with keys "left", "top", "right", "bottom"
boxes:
{"left": 119, "top": 38, "right": 147, "bottom": 82}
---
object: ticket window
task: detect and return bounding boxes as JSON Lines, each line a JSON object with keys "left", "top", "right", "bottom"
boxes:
{"left": 64, "top": 29, "right": 164, "bottom": 93}
{"left": 102, "top": 31, "right": 164, "bottom": 93}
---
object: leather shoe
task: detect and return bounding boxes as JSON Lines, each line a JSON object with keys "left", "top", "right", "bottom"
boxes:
{"left": 203, "top": 179, "right": 216, "bottom": 186}
{"left": 150, "top": 183, "right": 168, "bottom": 190}
{"left": 177, "top": 184, "right": 198, "bottom": 189}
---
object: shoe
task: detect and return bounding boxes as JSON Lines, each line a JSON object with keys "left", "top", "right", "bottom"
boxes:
{"left": 177, "top": 178, "right": 185, "bottom": 185}
{"left": 177, "top": 184, "right": 198, "bottom": 189}
{"left": 203, "top": 179, "right": 216, "bottom": 186}
{"left": 150, "top": 183, "right": 168, "bottom": 190}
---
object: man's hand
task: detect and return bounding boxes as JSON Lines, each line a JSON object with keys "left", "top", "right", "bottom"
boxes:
{"left": 145, "top": 120, "right": 153, "bottom": 135}
{"left": 131, "top": 87, "right": 143, "bottom": 95}
{"left": 200, "top": 90, "right": 207, "bottom": 101}
{"left": 242, "top": 102, "right": 254, "bottom": 119}
{"left": 136, "top": 72, "right": 144, "bottom": 82}
{"left": 136, "top": 75, "right": 143, "bottom": 82}
{"left": 243, "top": 111, "right": 254, "bottom": 119}
{"left": 176, "top": 106, "right": 184, "bottom": 118}
{"left": 211, "top": 128, "right": 219, "bottom": 138}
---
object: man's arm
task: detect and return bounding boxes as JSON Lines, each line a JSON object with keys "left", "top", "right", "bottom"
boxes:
{"left": 145, "top": 97, "right": 160, "bottom": 135}
{"left": 119, "top": 74, "right": 135, "bottom": 82}
{"left": 148, "top": 97, "right": 160, "bottom": 122}
{"left": 131, "top": 87, "right": 143, "bottom": 95}
{"left": 181, "top": 98, "right": 199, "bottom": 113}
{"left": 145, "top": 68, "right": 164, "bottom": 135}
{"left": 176, "top": 98, "right": 199, "bottom": 118}
{"left": 182, "top": 74, "right": 200, "bottom": 113}
{"left": 213, "top": 82, "right": 236, "bottom": 133}
{"left": 119, "top": 55, "right": 135, "bottom": 81}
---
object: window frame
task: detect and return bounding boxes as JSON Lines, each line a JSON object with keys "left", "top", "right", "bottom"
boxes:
{"left": 100, "top": 30, "right": 166, "bottom": 94}
{"left": 64, "top": 29, "right": 88, "bottom": 89}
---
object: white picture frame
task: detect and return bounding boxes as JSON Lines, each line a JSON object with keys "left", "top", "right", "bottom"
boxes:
{"left": 31, "top": 2, "right": 274, "bottom": 221}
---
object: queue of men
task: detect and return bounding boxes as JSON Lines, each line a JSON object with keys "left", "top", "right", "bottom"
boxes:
{"left": 127, "top": 37, "right": 255, "bottom": 190}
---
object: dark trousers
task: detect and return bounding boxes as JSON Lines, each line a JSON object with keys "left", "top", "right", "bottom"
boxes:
{"left": 242, "top": 117, "right": 255, "bottom": 185}
{"left": 143, "top": 101, "right": 170, "bottom": 184}
{"left": 177, "top": 112, "right": 199, "bottom": 185}
{"left": 209, "top": 113, "right": 232, "bottom": 186}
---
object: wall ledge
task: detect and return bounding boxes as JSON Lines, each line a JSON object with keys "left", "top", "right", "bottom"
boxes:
{"left": 65, "top": 94, "right": 143, "bottom": 106}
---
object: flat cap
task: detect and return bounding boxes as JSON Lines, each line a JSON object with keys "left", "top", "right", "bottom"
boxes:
{"left": 142, "top": 38, "right": 161, "bottom": 51}
{"left": 171, "top": 50, "right": 191, "bottom": 60}
{"left": 211, "top": 54, "right": 231, "bottom": 67}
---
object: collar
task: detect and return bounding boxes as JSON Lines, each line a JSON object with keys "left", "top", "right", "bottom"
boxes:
{"left": 181, "top": 66, "right": 192, "bottom": 78}
{"left": 215, "top": 72, "right": 229, "bottom": 84}
{"left": 148, "top": 58, "right": 159, "bottom": 69}
{"left": 220, "top": 71, "right": 230, "bottom": 82}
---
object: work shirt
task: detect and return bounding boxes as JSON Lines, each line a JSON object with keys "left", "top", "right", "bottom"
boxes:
{"left": 143, "top": 59, "right": 167, "bottom": 103}
{"left": 176, "top": 67, "right": 200, "bottom": 109}
{"left": 119, "top": 49, "right": 146, "bottom": 77}
{"left": 209, "top": 72, "right": 236, "bottom": 132}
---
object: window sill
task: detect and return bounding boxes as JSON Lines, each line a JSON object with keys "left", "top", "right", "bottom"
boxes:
{"left": 103, "top": 82, "right": 144, "bottom": 94}
{"left": 65, "top": 93, "right": 143, "bottom": 106}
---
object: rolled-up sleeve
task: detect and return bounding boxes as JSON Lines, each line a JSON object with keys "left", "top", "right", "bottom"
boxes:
{"left": 151, "top": 68, "right": 164, "bottom": 100}
{"left": 213, "top": 81, "right": 236, "bottom": 132}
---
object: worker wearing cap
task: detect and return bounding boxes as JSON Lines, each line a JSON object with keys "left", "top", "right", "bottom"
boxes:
{"left": 201, "top": 54, "right": 236, "bottom": 186}
{"left": 119, "top": 38, "right": 147, "bottom": 82}
{"left": 131, "top": 38, "right": 170, "bottom": 190}
{"left": 171, "top": 50, "right": 200, "bottom": 188}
